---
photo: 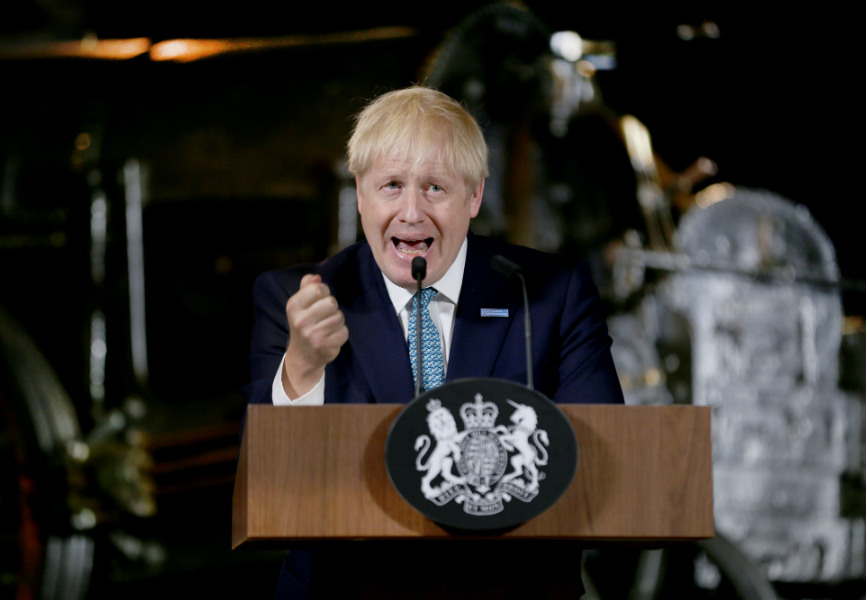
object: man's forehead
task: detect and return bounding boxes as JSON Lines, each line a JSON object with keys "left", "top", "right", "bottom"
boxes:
{"left": 367, "top": 152, "right": 459, "bottom": 179}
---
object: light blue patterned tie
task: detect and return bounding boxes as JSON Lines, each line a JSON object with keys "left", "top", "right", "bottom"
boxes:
{"left": 408, "top": 287, "right": 444, "bottom": 391}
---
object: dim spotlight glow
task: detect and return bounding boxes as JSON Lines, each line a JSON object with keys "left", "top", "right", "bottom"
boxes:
{"left": 149, "top": 39, "right": 232, "bottom": 62}
{"left": 2, "top": 27, "right": 417, "bottom": 62}
{"left": 150, "top": 27, "right": 419, "bottom": 62}
{"left": 0, "top": 37, "right": 150, "bottom": 60}
{"left": 83, "top": 37, "right": 150, "bottom": 59}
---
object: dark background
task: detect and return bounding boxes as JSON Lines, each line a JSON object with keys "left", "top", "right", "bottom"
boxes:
{"left": 1, "top": 2, "right": 862, "bottom": 597}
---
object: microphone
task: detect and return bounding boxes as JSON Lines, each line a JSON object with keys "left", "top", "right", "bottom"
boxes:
{"left": 491, "top": 255, "right": 534, "bottom": 390}
{"left": 490, "top": 254, "right": 522, "bottom": 279}
{"left": 412, "top": 256, "right": 427, "bottom": 398}
{"left": 412, "top": 256, "right": 427, "bottom": 282}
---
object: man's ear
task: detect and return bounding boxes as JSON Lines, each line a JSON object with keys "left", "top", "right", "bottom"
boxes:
{"left": 468, "top": 178, "right": 485, "bottom": 218}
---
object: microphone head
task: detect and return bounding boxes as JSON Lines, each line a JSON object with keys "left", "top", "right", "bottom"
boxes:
{"left": 491, "top": 255, "right": 523, "bottom": 278}
{"left": 412, "top": 256, "right": 427, "bottom": 282}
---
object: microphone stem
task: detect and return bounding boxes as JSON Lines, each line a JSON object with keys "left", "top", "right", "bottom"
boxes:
{"left": 412, "top": 257, "right": 426, "bottom": 399}
{"left": 415, "top": 287, "right": 423, "bottom": 398}
{"left": 518, "top": 272, "right": 534, "bottom": 390}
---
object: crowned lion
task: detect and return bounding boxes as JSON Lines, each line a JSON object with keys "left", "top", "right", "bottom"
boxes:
{"left": 415, "top": 400, "right": 467, "bottom": 499}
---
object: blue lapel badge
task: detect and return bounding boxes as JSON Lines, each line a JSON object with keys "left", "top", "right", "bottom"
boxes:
{"left": 480, "top": 308, "right": 509, "bottom": 318}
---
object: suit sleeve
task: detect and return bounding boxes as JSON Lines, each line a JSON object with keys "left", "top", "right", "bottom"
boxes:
{"left": 551, "top": 259, "right": 624, "bottom": 405}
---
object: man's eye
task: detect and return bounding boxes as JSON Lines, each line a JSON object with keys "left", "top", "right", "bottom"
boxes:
{"left": 429, "top": 184, "right": 443, "bottom": 192}
{"left": 384, "top": 182, "right": 399, "bottom": 189}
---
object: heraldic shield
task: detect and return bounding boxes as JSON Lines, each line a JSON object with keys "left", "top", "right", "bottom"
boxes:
{"left": 385, "top": 378, "right": 579, "bottom": 531}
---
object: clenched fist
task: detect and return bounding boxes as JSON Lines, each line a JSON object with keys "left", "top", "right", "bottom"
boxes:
{"left": 281, "top": 274, "right": 348, "bottom": 398}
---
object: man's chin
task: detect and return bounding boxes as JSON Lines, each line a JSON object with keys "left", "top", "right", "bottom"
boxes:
{"left": 384, "top": 260, "right": 434, "bottom": 290}
{"left": 385, "top": 251, "right": 433, "bottom": 282}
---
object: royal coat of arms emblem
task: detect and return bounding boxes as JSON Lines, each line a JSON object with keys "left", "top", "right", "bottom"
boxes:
{"left": 386, "top": 378, "right": 578, "bottom": 531}
{"left": 416, "top": 395, "right": 549, "bottom": 515}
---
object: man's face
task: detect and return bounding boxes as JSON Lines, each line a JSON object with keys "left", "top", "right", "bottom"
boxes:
{"left": 357, "top": 152, "right": 484, "bottom": 290}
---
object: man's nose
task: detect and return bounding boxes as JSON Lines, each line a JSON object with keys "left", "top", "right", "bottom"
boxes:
{"left": 398, "top": 188, "right": 424, "bottom": 223}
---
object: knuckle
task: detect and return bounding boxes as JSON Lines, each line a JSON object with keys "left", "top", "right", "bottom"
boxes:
{"left": 331, "top": 304, "right": 345, "bottom": 322}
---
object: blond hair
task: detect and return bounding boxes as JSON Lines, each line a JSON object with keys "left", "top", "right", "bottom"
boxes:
{"left": 347, "top": 86, "right": 489, "bottom": 189}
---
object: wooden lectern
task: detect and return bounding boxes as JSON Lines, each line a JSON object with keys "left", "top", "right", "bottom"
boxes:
{"left": 233, "top": 404, "right": 713, "bottom": 597}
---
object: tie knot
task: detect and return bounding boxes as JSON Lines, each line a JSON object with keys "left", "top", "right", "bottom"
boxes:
{"left": 418, "top": 287, "right": 437, "bottom": 308}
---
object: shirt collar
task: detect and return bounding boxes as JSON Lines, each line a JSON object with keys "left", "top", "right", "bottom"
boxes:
{"left": 382, "top": 237, "right": 467, "bottom": 313}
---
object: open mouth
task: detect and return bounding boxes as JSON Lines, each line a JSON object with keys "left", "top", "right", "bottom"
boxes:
{"left": 393, "top": 237, "right": 433, "bottom": 256}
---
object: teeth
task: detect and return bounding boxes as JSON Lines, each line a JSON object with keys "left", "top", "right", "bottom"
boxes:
{"left": 395, "top": 238, "right": 430, "bottom": 255}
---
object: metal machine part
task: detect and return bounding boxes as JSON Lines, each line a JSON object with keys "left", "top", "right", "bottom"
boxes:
{"left": 611, "top": 186, "right": 865, "bottom": 583}
{"left": 0, "top": 306, "right": 94, "bottom": 600}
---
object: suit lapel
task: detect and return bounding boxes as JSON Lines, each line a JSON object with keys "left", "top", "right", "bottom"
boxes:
{"left": 448, "top": 236, "right": 521, "bottom": 381}
{"left": 334, "top": 246, "right": 415, "bottom": 403}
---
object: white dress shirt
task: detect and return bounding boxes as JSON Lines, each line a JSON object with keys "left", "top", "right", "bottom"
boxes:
{"left": 271, "top": 239, "right": 468, "bottom": 405}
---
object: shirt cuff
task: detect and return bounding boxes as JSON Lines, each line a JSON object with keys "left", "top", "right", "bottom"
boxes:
{"left": 271, "top": 353, "right": 326, "bottom": 406}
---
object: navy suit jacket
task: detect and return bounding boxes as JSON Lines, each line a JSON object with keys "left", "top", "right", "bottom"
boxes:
{"left": 243, "top": 233, "right": 623, "bottom": 406}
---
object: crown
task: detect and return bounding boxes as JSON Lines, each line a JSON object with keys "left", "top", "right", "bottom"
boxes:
{"left": 460, "top": 394, "right": 498, "bottom": 429}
